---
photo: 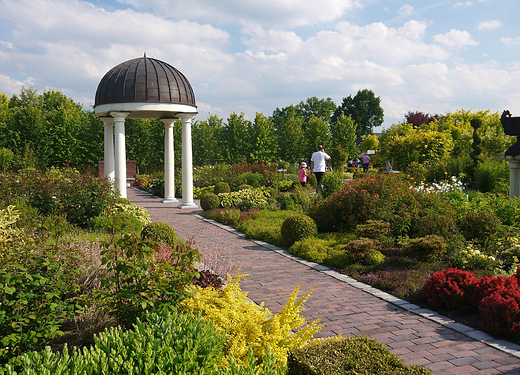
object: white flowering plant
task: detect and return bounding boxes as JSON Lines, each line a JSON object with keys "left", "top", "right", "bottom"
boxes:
{"left": 451, "top": 243, "right": 501, "bottom": 272}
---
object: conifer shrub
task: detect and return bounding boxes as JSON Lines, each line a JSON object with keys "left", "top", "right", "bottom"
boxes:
{"left": 204, "top": 207, "right": 241, "bottom": 226}
{"left": 181, "top": 274, "right": 323, "bottom": 366}
{"left": 200, "top": 192, "right": 220, "bottom": 211}
{"left": 281, "top": 214, "right": 318, "bottom": 246}
{"left": 214, "top": 182, "right": 231, "bottom": 195}
{"left": 287, "top": 336, "right": 432, "bottom": 375}
{"left": 141, "top": 222, "right": 177, "bottom": 246}
{"left": 401, "top": 235, "right": 447, "bottom": 262}
{"left": 339, "top": 238, "right": 385, "bottom": 266}
{"left": 236, "top": 210, "right": 294, "bottom": 247}
{"left": 422, "top": 268, "right": 479, "bottom": 309}
{"left": 355, "top": 220, "right": 392, "bottom": 246}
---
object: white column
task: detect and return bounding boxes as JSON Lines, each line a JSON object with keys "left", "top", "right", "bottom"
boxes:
{"left": 178, "top": 114, "right": 198, "bottom": 209}
{"left": 161, "top": 118, "right": 178, "bottom": 203}
{"left": 111, "top": 112, "right": 130, "bottom": 198}
{"left": 508, "top": 157, "right": 520, "bottom": 199}
{"left": 101, "top": 117, "right": 115, "bottom": 180}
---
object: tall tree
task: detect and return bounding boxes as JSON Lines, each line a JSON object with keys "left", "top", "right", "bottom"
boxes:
{"left": 223, "top": 112, "right": 251, "bottom": 164}
{"left": 404, "top": 111, "right": 440, "bottom": 128}
{"left": 192, "top": 114, "right": 225, "bottom": 166}
{"left": 331, "top": 114, "right": 359, "bottom": 161}
{"left": 296, "top": 97, "right": 337, "bottom": 125}
{"left": 332, "top": 89, "right": 384, "bottom": 137}
{"left": 276, "top": 105, "right": 304, "bottom": 163}
{"left": 304, "top": 115, "right": 331, "bottom": 161}
{"left": 249, "top": 113, "right": 278, "bottom": 163}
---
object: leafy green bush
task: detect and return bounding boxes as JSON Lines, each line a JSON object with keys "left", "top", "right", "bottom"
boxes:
{"left": 287, "top": 336, "right": 432, "bottom": 375}
{"left": 310, "top": 174, "right": 450, "bottom": 235}
{"left": 214, "top": 182, "right": 231, "bottom": 195}
{"left": 355, "top": 220, "right": 391, "bottom": 242}
{"left": 277, "top": 180, "right": 296, "bottom": 192}
{"left": 237, "top": 184, "right": 254, "bottom": 191}
{"left": 402, "top": 235, "right": 447, "bottom": 262}
{"left": 89, "top": 202, "right": 152, "bottom": 234}
{"left": 203, "top": 207, "right": 241, "bottom": 226}
{"left": 194, "top": 185, "right": 215, "bottom": 198}
{"left": 200, "top": 192, "right": 220, "bottom": 211}
{"left": 238, "top": 172, "right": 266, "bottom": 188}
{"left": 340, "top": 238, "right": 385, "bottom": 266}
{"left": 219, "top": 189, "right": 269, "bottom": 211}
{"left": 459, "top": 210, "right": 503, "bottom": 245}
{"left": 320, "top": 171, "right": 345, "bottom": 198}
{"left": 281, "top": 214, "right": 318, "bottom": 247}
{"left": 141, "top": 222, "right": 177, "bottom": 246}
{"left": 0, "top": 241, "right": 81, "bottom": 364}
{"left": 278, "top": 190, "right": 318, "bottom": 213}
{"left": 451, "top": 243, "right": 500, "bottom": 271}
{"left": 474, "top": 156, "right": 509, "bottom": 193}
{"left": 94, "top": 232, "right": 199, "bottom": 327}
{"left": 236, "top": 210, "right": 296, "bottom": 247}
{"left": 7, "top": 311, "right": 226, "bottom": 375}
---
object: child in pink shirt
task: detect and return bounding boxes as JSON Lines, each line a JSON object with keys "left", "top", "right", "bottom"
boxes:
{"left": 299, "top": 162, "right": 308, "bottom": 187}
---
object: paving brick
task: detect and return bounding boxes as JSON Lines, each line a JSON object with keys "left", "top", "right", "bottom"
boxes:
{"left": 128, "top": 188, "right": 520, "bottom": 375}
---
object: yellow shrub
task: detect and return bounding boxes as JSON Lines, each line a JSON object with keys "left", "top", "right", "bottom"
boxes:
{"left": 181, "top": 273, "right": 323, "bottom": 367}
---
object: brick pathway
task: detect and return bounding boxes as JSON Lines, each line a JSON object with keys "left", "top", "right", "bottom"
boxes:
{"left": 128, "top": 188, "right": 520, "bottom": 375}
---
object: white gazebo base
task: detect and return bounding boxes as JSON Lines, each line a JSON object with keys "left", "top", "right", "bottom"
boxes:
{"left": 179, "top": 202, "right": 199, "bottom": 209}
{"left": 500, "top": 154, "right": 520, "bottom": 199}
{"left": 161, "top": 197, "right": 179, "bottom": 203}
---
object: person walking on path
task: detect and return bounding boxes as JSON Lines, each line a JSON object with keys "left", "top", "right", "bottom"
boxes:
{"left": 362, "top": 153, "right": 371, "bottom": 172}
{"left": 310, "top": 145, "right": 330, "bottom": 193}
{"left": 299, "top": 162, "right": 308, "bottom": 187}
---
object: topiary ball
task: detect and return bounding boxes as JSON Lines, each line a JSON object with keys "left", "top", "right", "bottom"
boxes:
{"left": 281, "top": 214, "right": 318, "bottom": 247}
{"left": 200, "top": 192, "right": 220, "bottom": 211}
{"left": 214, "top": 182, "right": 231, "bottom": 195}
{"left": 141, "top": 222, "right": 176, "bottom": 245}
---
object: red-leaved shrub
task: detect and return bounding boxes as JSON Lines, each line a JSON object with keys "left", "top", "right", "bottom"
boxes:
{"left": 422, "top": 268, "right": 479, "bottom": 309}
{"left": 479, "top": 287, "right": 520, "bottom": 340}
{"left": 472, "top": 275, "right": 519, "bottom": 309}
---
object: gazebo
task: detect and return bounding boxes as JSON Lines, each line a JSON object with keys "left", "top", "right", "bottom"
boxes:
{"left": 94, "top": 54, "right": 198, "bottom": 208}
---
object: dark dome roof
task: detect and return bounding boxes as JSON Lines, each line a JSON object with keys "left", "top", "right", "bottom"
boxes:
{"left": 95, "top": 55, "right": 196, "bottom": 107}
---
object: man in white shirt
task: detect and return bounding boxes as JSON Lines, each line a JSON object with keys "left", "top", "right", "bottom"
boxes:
{"left": 310, "top": 145, "right": 331, "bottom": 193}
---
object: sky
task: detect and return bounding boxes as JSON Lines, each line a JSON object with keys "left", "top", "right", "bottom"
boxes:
{"left": 1, "top": 0, "right": 520, "bottom": 131}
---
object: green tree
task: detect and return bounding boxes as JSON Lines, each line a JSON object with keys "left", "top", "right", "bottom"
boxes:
{"left": 332, "top": 89, "right": 384, "bottom": 137}
{"left": 330, "top": 114, "right": 359, "bottom": 160}
{"left": 223, "top": 113, "right": 251, "bottom": 164}
{"left": 296, "top": 97, "right": 336, "bottom": 125}
{"left": 192, "top": 114, "right": 225, "bottom": 166}
{"left": 276, "top": 105, "right": 304, "bottom": 163}
{"left": 249, "top": 112, "right": 278, "bottom": 163}
{"left": 304, "top": 115, "right": 331, "bottom": 161}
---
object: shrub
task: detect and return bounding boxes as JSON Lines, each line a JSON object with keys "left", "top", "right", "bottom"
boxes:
{"left": 7, "top": 311, "right": 226, "bottom": 375}
{"left": 472, "top": 274, "right": 519, "bottom": 309}
{"left": 277, "top": 180, "right": 296, "bottom": 192}
{"left": 320, "top": 171, "right": 345, "bottom": 198}
{"left": 194, "top": 185, "right": 215, "bottom": 199}
{"left": 474, "top": 156, "right": 509, "bottom": 193}
{"left": 237, "top": 184, "right": 254, "bottom": 191}
{"left": 479, "top": 285, "right": 520, "bottom": 341}
{"left": 181, "top": 274, "right": 323, "bottom": 366}
{"left": 411, "top": 213, "right": 460, "bottom": 240}
{"left": 359, "top": 269, "right": 433, "bottom": 301}
{"left": 402, "top": 235, "right": 447, "bottom": 262}
{"left": 422, "top": 268, "right": 479, "bottom": 309}
{"left": 281, "top": 214, "right": 318, "bottom": 247}
{"left": 310, "top": 174, "right": 450, "bottom": 235}
{"left": 355, "top": 220, "right": 391, "bottom": 242}
{"left": 193, "top": 269, "right": 225, "bottom": 290}
{"left": 204, "top": 207, "right": 241, "bottom": 226}
{"left": 219, "top": 189, "right": 269, "bottom": 211}
{"left": 459, "top": 210, "right": 503, "bottom": 244}
{"left": 141, "top": 222, "right": 177, "bottom": 246}
{"left": 287, "top": 336, "right": 432, "bottom": 375}
{"left": 236, "top": 210, "right": 295, "bottom": 247}
{"left": 200, "top": 192, "right": 220, "bottom": 211}
{"left": 238, "top": 172, "right": 266, "bottom": 188}
{"left": 451, "top": 243, "right": 500, "bottom": 272}
{"left": 289, "top": 234, "right": 357, "bottom": 268}
{"left": 214, "top": 182, "right": 231, "bottom": 195}
{"left": 340, "top": 238, "right": 385, "bottom": 266}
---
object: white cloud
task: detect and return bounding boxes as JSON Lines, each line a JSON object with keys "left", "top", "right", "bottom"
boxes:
{"left": 398, "top": 4, "right": 414, "bottom": 16}
{"left": 478, "top": 20, "right": 502, "bottom": 30}
{"left": 119, "top": 0, "right": 363, "bottom": 29}
{"left": 453, "top": 2, "right": 473, "bottom": 8}
{"left": 433, "top": 29, "right": 479, "bottom": 49}
{"left": 501, "top": 37, "right": 520, "bottom": 47}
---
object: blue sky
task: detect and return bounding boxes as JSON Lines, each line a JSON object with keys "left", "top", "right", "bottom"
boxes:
{"left": 1, "top": 0, "right": 519, "bottom": 130}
